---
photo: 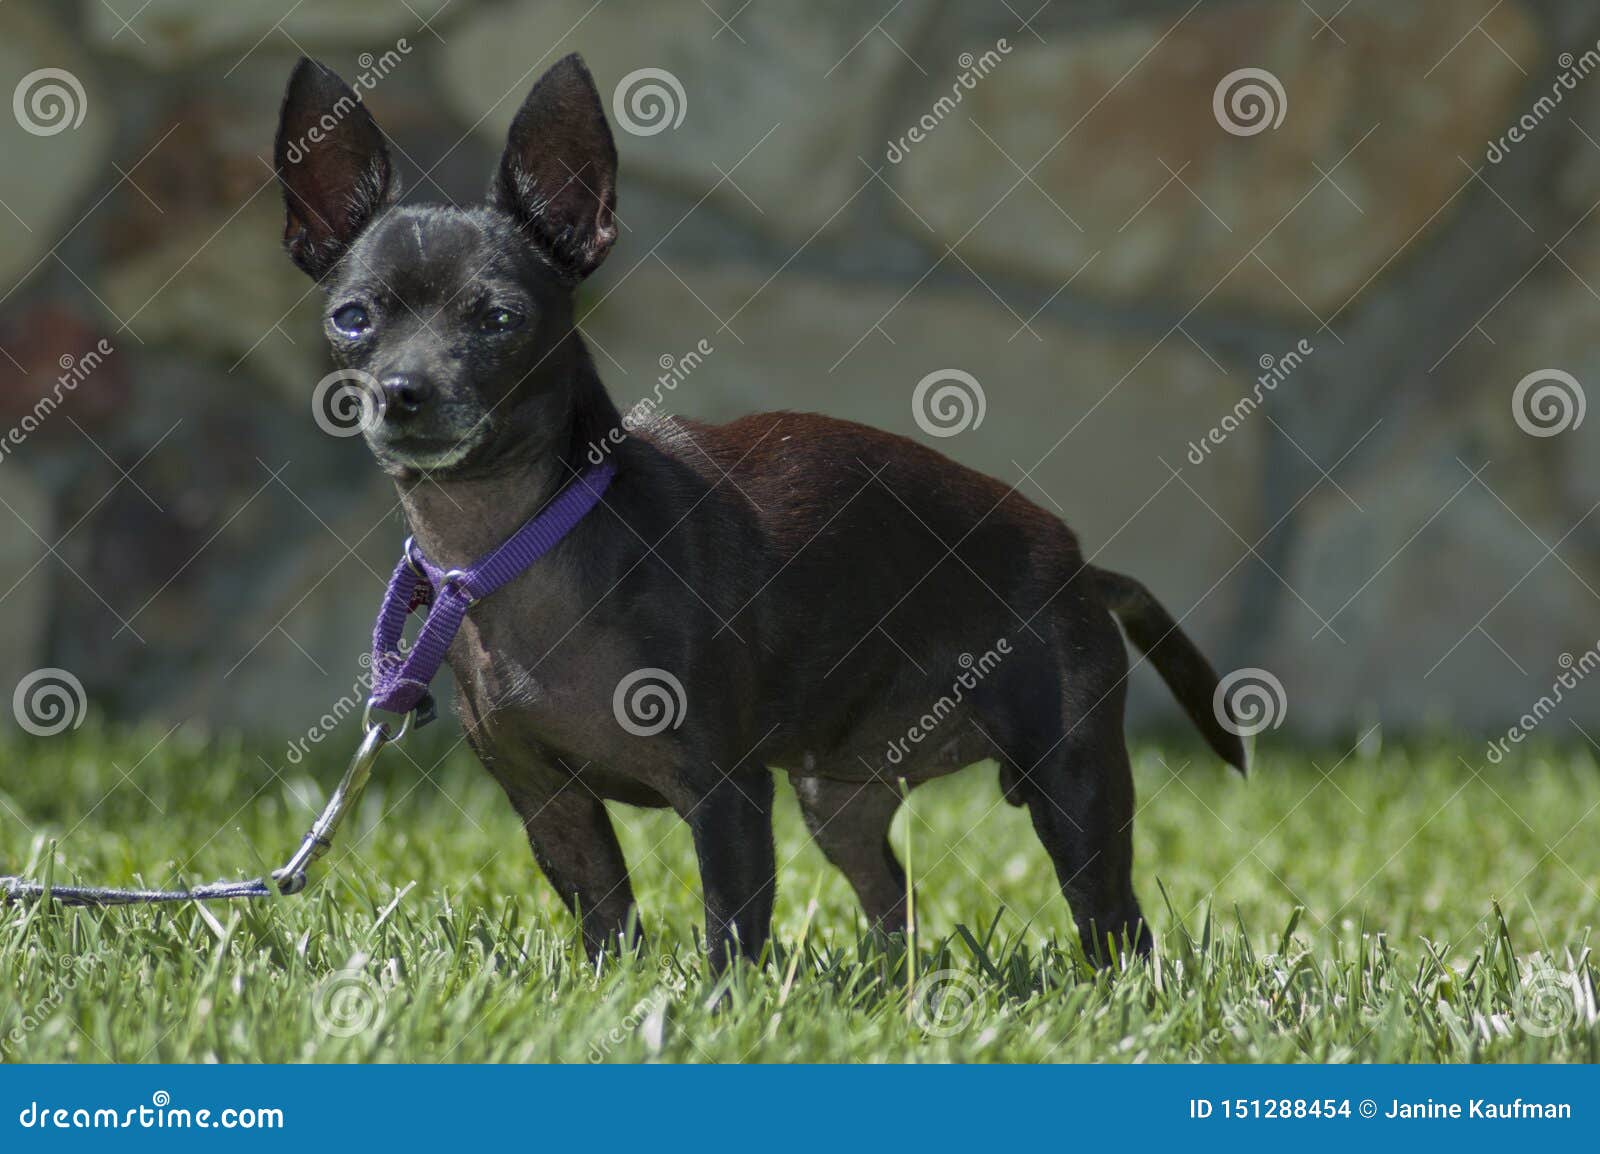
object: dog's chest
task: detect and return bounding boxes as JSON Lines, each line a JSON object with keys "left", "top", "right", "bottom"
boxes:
{"left": 443, "top": 585, "right": 681, "bottom": 787}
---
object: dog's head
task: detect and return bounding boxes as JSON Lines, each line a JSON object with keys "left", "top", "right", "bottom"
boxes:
{"left": 275, "top": 54, "right": 617, "bottom": 477}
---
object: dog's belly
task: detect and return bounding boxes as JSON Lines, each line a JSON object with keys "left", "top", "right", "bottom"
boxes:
{"left": 444, "top": 551, "right": 1015, "bottom": 804}
{"left": 767, "top": 711, "right": 997, "bottom": 785}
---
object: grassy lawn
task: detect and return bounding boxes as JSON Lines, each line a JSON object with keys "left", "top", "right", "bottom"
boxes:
{"left": 1, "top": 723, "right": 1597, "bottom": 1063}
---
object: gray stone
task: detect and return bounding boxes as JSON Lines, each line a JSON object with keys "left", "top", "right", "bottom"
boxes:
{"left": 1265, "top": 209, "right": 1600, "bottom": 738}
{"left": 87, "top": 0, "right": 454, "bottom": 67}
{"left": 103, "top": 201, "right": 328, "bottom": 397}
{"left": 0, "top": 467, "right": 53, "bottom": 715}
{"left": 1465, "top": 218, "right": 1600, "bottom": 520}
{"left": 439, "top": 0, "right": 934, "bottom": 242}
{"left": 890, "top": 0, "right": 1537, "bottom": 317}
{"left": 1262, "top": 439, "right": 1600, "bottom": 740}
{"left": 0, "top": 4, "right": 113, "bottom": 291}
{"left": 160, "top": 474, "right": 410, "bottom": 739}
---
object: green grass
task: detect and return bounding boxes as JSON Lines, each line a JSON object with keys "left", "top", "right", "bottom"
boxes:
{"left": 2, "top": 723, "right": 1597, "bottom": 1063}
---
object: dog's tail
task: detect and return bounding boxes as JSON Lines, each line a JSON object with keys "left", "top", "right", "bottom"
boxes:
{"left": 1090, "top": 565, "right": 1248, "bottom": 774}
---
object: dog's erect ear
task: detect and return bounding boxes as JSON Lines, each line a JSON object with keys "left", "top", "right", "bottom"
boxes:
{"left": 275, "top": 58, "right": 396, "bottom": 280}
{"left": 490, "top": 53, "right": 618, "bottom": 280}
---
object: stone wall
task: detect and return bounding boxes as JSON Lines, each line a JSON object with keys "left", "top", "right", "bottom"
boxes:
{"left": 3, "top": 0, "right": 1599, "bottom": 745}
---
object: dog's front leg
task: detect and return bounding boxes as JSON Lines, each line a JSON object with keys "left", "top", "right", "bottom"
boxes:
{"left": 500, "top": 781, "right": 643, "bottom": 962}
{"left": 683, "top": 770, "right": 776, "bottom": 974}
{"left": 461, "top": 704, "right": 643, "bottom": 961}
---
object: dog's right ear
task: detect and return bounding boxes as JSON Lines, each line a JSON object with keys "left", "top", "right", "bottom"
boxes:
{"left": 275, "top": 58, "right": 396, "bottom": 280}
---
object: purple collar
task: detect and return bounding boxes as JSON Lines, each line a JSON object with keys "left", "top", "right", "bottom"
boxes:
{"left": 368, "top": 461, "right": 617, "bottom": 719}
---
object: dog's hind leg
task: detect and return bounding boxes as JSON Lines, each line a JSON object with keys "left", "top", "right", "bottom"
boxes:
{"left": 1022, "top": 723, "right": 1149, "bottom": 964}
{"left": 792, "top": 777, "right": 910, "bottom": 933}
{"left": 985, "top": 616, "right": 1151, "bottom": 965}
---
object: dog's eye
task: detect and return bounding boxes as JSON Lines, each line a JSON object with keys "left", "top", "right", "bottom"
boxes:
{"left": 479, "top": 307, "right": 522, "bottom": 334}
{"left": 332, "top": 304, "right": 371, "bottom": 336}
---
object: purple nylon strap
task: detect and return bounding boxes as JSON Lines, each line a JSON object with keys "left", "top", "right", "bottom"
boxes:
{"left": 369, "top": 461, "right": 617, "bottom": 717}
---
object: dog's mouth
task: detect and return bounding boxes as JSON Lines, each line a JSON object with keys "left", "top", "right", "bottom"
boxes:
{"left": 369, "top": 421, "right": 489, "bottom": 473}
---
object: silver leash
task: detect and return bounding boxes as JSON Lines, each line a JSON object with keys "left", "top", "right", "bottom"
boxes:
{"left": 2, "top": 713, "right": 402, "bottom": 907}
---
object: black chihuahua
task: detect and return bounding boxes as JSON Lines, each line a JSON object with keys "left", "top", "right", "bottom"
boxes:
{"left": 275, "top": 53, "right": 1245, "bottom": 970}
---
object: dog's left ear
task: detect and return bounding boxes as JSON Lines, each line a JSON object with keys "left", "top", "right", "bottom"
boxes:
{"left": 490, "top": 53, "right": 618, "bottom": 280}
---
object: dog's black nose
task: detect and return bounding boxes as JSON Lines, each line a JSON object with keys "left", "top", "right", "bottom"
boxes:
{"left": 381, "top": 374, "right": 434, "bottom": 418}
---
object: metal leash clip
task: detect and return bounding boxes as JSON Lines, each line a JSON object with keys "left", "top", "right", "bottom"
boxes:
{"left": 2, "top": 699, "right": 420, "bottom": 907}
{"left": 272, "top": 699, "right": 414, "bottom": 894}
